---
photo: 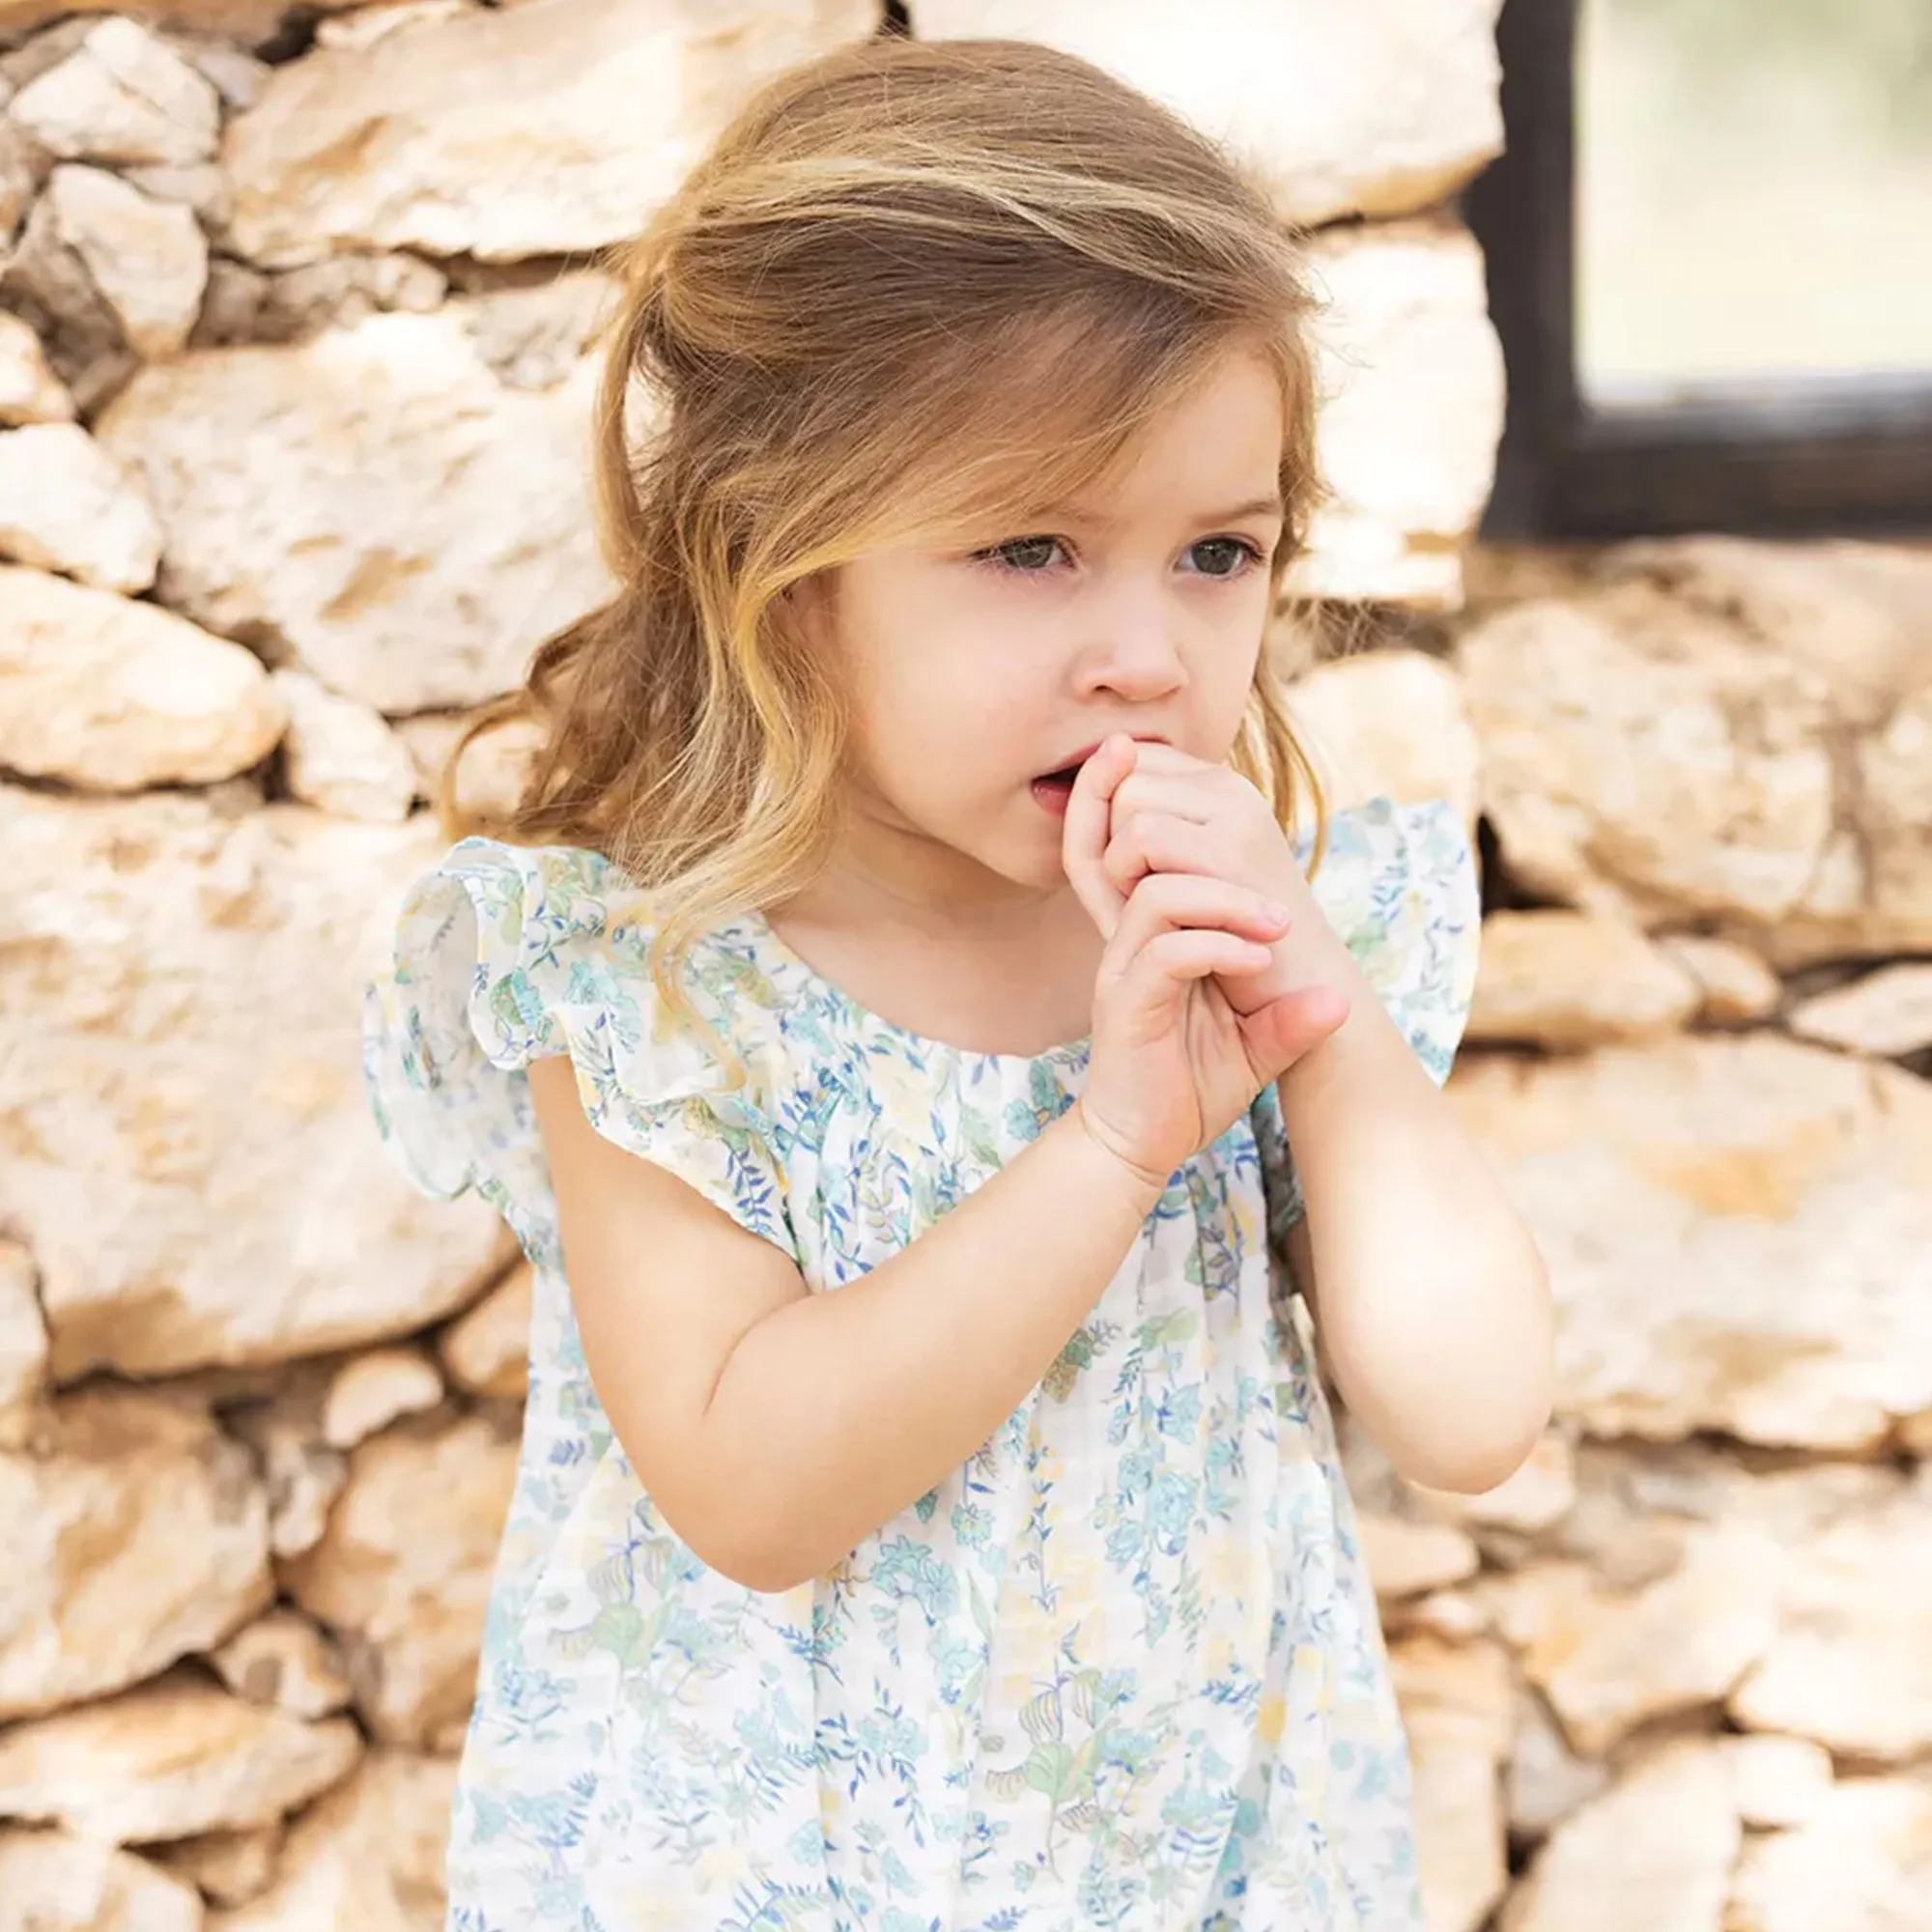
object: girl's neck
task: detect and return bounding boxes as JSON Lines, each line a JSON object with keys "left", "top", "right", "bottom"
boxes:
{"left": 766, "top": 824, "right": 1102, "bottom": 1059}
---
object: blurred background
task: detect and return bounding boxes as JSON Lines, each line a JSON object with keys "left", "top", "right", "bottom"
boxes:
{"left": 0, "top": 1, "right": 1927, "bottom": 1927}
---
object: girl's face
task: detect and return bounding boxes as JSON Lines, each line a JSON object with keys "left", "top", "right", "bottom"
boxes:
{"left": 827, "top": 345, "right": 1288, "bottom": 903}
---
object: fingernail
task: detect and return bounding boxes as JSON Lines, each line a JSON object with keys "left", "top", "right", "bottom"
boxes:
{"left": 1263, "top": 901, "right": 1292, "bottom": 924}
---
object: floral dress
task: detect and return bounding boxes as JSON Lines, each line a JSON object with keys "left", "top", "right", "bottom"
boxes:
{"left": 361, "top": 794, "right": 1480, "bottom": 1932}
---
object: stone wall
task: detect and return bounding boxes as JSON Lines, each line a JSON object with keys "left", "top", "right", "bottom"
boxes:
{"left": 1, "top": 3, "right": 1927, "bottom": 1928}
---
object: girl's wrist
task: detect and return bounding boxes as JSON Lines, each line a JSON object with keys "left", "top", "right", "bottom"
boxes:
{"left": 1061, "top": 1100, "right": 1174, "bottom": 1214}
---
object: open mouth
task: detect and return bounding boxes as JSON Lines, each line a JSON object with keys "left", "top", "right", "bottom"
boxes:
{"left": 1030, "top": 760, "right": 1085, "bottom": 815}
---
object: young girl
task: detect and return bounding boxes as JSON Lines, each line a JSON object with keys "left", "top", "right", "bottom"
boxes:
{"left": 365, "top": 33, "right": 1551, "bottom": 1932}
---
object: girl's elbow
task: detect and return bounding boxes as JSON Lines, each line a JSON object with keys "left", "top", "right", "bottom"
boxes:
{"left": 1396, "top": 1353, "right": 1556, "bottom": 1494}
{"left": 602, "top": 1408, "right": 835, "bottom": 1594}
{"left": 1400, "top": 1402, "right": 1551, "bottom": 1496}
{"left": 707, "top": 1545, "right": 818, "bottom": 1596}
{"left": 664, "top": 1487, "right": 836, "bottom": 1596}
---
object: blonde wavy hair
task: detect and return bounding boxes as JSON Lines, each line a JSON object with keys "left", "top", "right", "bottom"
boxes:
{"left": 445, "top": 33, "right": 1329, "bottom": 1009}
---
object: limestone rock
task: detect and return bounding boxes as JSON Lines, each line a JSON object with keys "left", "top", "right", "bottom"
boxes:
{"left": 0, "top": 4, "right": 349, "bottom": 45}
{"left": 1466, "top": 910, "right": 1699, "bottom": 1050}
{"left": 177, "top": 41, "right": 273, "bottom": 113}
{"left": 0, "top": 1238, "right": 47, "bottom": 1451}
{"left": 1462, "top": 543, "right": 1598, "bottom": 611}
{"left": 271, "top": 669, "right": 417, "bottom": 823}
{"left": 1390, "top": 1590, "right": 1493, "bottom": 1647}
{"left": 436, "top": 1261, "right": 530, "bottom": 1399}
{"left": 0, "top": 1827, "right": 205, "bottom": 1931}
{"left": 1727, "top": 1778, "right": 1932, "bottom": 1932}
{"left": 0, "top": 1387, "right": 270, "bottom": 1724}
{"left": 1719, "top": 1734, "right": 1833, "bottom": 1832}
{"left": 1285, "top": 648, "right": 1480, "bottom": 825}
{"left": 1458, "top": 538, "right": 1932, "bottom": 967}
{"left": 0, "top": 565, "right": 284, "bottom": 787}
{"left": 46, "top": 163, "right": 208, "bottom": 358}
{"left": 0, "top": 1673, "right": 360, "bottom": 1844}
{"left": 97, "top": 305, "right": 612, "bottom": 712}
{"left": 1505, "top": 1688, "right": 1606, "bottom": 1845}
{"left": 0, "top": 422, "right": 161, "bottom": 591}
{"left": 1729, "top": 1468, "right": 1932, "bottom": 1761}
{"left": 224, "top": 1378, "right": 347, "bottom": 1564}
{"left": 123, "top": 158, "right": 234, "bottom": 231}
{"left": 0, "top": 786, "right": 511, "bottom": 1380}
{"left": 454, "top": 268, "right": 617, "bottom": 390}
{"left": 1289, "top": 221, "right": 1504, "bottom": 610}
{"left": 3, "top": 21, "right": 149, "bottom": 111}
{"left": 1787, "top": 961, "right": 1932, "bottom": 1059}
{"left": 314, "top": 0, "right": 476, "bottom": 54}
{"left": 394, "top": 712, "right": 542, "bottom": 826}
{"left": 0, "top": 309, "right": 74, "bottom": 423}
{"left": 1555, "top": 1445, "right": 1897, "bottom": 1596}
{"left": 1389, "top": 1637, "right": 1512, "bottom": 1932}
{"left": 1500, "top": 1742, "right": 1740, "bottom": 1932}
{"left": 1460, "top": 598, "right": 1828, "bottom": 936}
{"left": 321, "top": 1345, "right": 442, "bottom": 1450}
{"left": 913, "top": 0, "right": 1503, "bottom": 227}
{"left": 1359, "top": 1513, "right": 1481, "bottom": 1604}
{"left": 192, "top": 252, "right": 447, "bottom": 351}
{"left": 206, "top": 1751, "right": 456, "bottom": 1932}
{"left": 1486, "top": 1527, "right": 1784, "bottom": 1756}
{"left": 1655, "top": 933, "right": 1782, "bottom": 1026}
{"left": 222, "top": 0, "right": 879, "bottom": 267}
{"left": 154, "top": 1827, "right": 282, "bottom": 1908}
{"left": 1, "top": 183, "right": 139, "bottom": 413}
{"left": 8, "top": 19, "right": 221, "bottom": 165}
{"left": 283, "top": 1413, "right": 517, "bottom": 1747}
{"left": 0, "top": 115, "right": 43, "bottom": 232}
{"left": 1449, "top": 1035, "right": 1932, "bottom": 1450}
{"left": 213, "top": 1610, "right": 351, "bottom": 1720}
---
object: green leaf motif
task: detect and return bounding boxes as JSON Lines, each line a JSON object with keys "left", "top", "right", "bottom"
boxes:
{"left": 1023, "top": 1741, "right": 1076, "bottom": 1799}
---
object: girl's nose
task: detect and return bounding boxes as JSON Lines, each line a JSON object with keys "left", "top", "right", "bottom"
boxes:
{"left": 1076, "top": 603, "right": 1187, "bottom": 702}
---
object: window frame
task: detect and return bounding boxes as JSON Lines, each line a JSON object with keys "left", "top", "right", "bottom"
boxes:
{"left": 1466, "top": 0, "right": 1932, "bottom": 540}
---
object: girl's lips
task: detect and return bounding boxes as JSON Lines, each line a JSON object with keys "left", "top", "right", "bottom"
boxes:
{"left": 1029, "top": 734, "right": 1167, "bottom": 818}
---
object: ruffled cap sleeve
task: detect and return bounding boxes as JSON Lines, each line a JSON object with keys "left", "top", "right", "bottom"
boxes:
{"left": 361, "top": 837, "right": 795, "bottom": 1264}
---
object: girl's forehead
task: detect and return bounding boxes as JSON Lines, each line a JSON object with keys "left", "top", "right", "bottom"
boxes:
{"left": 905, "top": 361, "right": 1285, "bottom": 540}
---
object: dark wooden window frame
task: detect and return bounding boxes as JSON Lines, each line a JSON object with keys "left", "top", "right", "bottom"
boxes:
{"left": 1466, "top": 0, "right": 1932, "bottom": 540}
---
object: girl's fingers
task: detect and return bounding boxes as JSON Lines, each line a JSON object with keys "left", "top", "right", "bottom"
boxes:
{"left": 1107, "top": 770, "right": 1221, "bottom": 829}
{"left": 1110, "top": 740, "right": 1217, "bottom": 779}
{"left": 1115, "top": 928, "right": 1275, "bottom": 1029}
{"left": 1103, "top": 812, "right": 1237, "bottom": 900}
{"left": 1104, "top": 871, "right": 1290, "bottom": 966}
{"left": 1062, "top": 735, "right": 1137, "bottom": 939}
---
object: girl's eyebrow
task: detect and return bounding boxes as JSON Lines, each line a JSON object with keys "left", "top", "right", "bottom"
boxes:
{"left": 1055, "top": 494, "right": 1288, "bottom": 530}
{"left": 1199, "top": 496, "right": 1288, "bottom": 524}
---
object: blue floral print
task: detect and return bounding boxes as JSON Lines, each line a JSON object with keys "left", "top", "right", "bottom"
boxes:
{"left": 361, "top": 794, "right": 1480, "bottom": 1931}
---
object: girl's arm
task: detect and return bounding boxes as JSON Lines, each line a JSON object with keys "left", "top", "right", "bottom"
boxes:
{"left": 1069, "top": 736, "right": 1552, "bottom": 1495}
{"left": 1275, "top": 923, "right": 1554, "bottom": 1495}
{"left": 530, "top": 1055, "right": 1161, "bottom": 1593}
